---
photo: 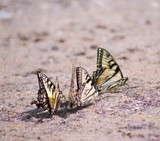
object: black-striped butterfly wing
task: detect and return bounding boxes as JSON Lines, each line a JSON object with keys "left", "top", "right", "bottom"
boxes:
{"left": 93, "top": 48, "right": 128, "bottom": 92}
{"left": 31, "top": 71, "right": 53, "bottom": 111}
{"left": 31, "top": 71, "right": 61, "bottom": 114}
{"left": 76, "top": 67, "right": 98, "bottom": 106}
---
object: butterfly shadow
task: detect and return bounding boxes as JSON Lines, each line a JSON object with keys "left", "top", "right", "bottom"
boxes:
{"left": 66, "top": 103, "right": 93, "bottom": 115}
{"left": 21, "top": 103, "right": 93, "bottom": 121}
{"left": 21, "top": 108, "right": 53, "bottom": 121}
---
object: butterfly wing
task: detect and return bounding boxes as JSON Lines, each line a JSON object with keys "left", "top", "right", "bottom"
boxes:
{"left": 76, "top": 67, "right": 98, "bottom": 106}
{"left": 31, "top": 71, "right": 61, "bottom": 114}
{"left": 68, "top": 64, "right": 77, "bottom": 108}
{"left": 93, "top": 48, "right": 128, "bottom": 92}
{"left": 52, "top": 76, "right": 62, "bottom": 113}
{"left": 31, "top": 71, "right": 52, "bottom": 111}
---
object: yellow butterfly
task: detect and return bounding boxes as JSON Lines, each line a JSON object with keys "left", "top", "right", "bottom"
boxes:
{"left": 92, "top": 48, "right": 128, "bottom": 93}
{"left": 69, "top": 65, "right": 98, "bottom": 108}
{"left": 31, "top": 71, "right": 62, "bottom": 114}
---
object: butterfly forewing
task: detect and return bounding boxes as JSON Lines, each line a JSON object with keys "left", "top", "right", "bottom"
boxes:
{"left": 76, "top": 66, "right": 90, "bottom": 89}
{"left": 97, "top": 48, "right": 112, "bottom": 69}
{"left": 36, "top": 72, "right": 51, "bottom": 109}
{"left": 42, "top": 74, "right": 55, "bottom": 101}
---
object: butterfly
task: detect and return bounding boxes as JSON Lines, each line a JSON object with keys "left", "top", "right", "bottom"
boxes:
{"left": 31, "top": 71, "right": 62, "bottom": 114}
{"left": 92, "top": 48, "right": 128, "bottom": 93}
{"left": 68, "top": 65, "right": 98, "bottom": 108}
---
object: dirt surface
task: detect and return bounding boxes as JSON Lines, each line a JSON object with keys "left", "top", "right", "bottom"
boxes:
{"left": 0, "top": 0, "right": 160, "bottom": 141}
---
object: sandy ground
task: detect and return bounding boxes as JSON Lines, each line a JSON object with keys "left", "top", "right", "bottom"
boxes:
{"left": 0, "top": 0, "right": 160, "bottom": 141}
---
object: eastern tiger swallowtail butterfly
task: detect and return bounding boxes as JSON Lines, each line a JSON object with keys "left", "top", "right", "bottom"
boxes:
{"left": 92, "top": 48, "right": 128, "bottom": 93}
{"left": 69, "top": 65, "right": 98, "bottom": 108}
{"left": 31, "top": 71, "right": 62, "bottom": 114}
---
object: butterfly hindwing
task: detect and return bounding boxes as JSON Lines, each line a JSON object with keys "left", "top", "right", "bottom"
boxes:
{"left": 93, "top": 48, "right": 128, "bottom": 93}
